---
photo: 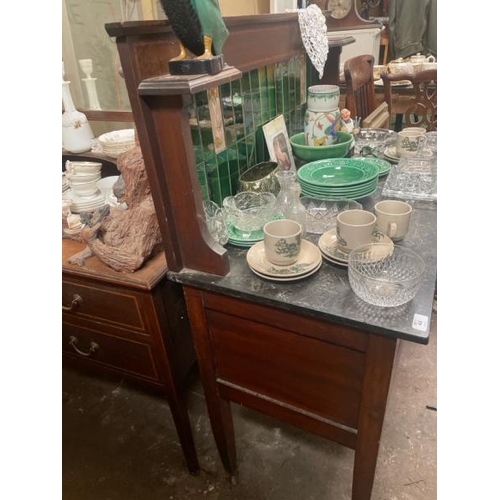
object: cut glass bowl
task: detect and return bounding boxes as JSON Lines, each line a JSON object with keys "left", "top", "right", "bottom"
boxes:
{"left": 348, "top": 243, "right": 425, "bottom": 307}
{"left": 299, "top": 197, "right": 362, "bottom": 234}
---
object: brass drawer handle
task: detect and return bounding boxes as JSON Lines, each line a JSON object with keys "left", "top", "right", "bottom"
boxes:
{"left": 62, "top": 294, "right": 82, "bottom": 312}
{"left": 69, "top": 336, "right": 99, "bottom": 357}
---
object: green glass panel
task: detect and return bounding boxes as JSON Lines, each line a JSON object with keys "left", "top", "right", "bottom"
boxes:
{"left": 231, "top": 79, "right": 243, "bottom": 123}
{"left": 254, "top": 126, "right": 269, "bottom": 164}
{"left": 196, "top": 163, "right": 210, "bottom": 201}
{"left": 205, "top": 153, "right": 222, "bottom": 206}
{"left": 275, "top": 62, "right": 284, "bottom": 115}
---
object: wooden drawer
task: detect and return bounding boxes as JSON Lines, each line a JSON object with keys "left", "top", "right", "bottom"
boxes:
{"left": 62, "top": 280, "right": 145, "bottom": 331}
{"left": 62, "top": 322, "right": 159, "bottom": 382}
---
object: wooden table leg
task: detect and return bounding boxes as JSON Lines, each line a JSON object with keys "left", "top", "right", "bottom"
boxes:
{"left": 183, "top": 286, "right": 238, "bottom": 476}
{"left": 167, "top": 392, "right": 200, "bottom": 474}
{"left": 352, "top": 334, "right": 397, "bottom": 500}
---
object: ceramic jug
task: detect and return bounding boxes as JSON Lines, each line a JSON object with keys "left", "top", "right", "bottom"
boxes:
{"left": 304, "top": 85, "right": 341, "bottom": 147}
{"left": 62, "top": 79, "right": 94, "bottom": 154}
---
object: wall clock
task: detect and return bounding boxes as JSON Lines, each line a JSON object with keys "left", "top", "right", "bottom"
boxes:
{"left": 328, "top": 0, "right": 353, "bottom": 20}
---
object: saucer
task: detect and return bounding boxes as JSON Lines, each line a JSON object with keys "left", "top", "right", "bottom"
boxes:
{"left": 318, "top": 231, "right": 350, "bottom": 264}
{"left": 318, "top": 229, "right": 394, "bottom": 264}
{"left": 246, "top": 240, "right": 322, "bottom": 278}
{"left": 384, "top": 146, "right": 433, "bottom": 162}
{"left": 249, "top": 260, "right": 322, "bottom": 282}
{"left": 320, "top": 249, "right": 348, "bottom": 267}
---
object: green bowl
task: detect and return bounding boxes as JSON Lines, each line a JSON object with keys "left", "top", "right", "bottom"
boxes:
{"left": 290, "top": 131, "right": 354, "bottom": 161}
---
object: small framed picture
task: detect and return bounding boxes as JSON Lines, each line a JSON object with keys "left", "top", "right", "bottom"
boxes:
{"left": 263, "top": 115, "right": 296, "bottom": 172}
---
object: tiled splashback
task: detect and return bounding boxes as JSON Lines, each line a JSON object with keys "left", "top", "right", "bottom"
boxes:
{"left": 190, "top": 55, "right": 320, "bottom": 206}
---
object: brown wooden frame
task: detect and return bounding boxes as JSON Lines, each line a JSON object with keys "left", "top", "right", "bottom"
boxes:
{"left": 105, "top": 16, "right": 354, "bottom": 275}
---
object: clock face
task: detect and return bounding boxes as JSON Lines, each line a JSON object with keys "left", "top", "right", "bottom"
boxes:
{"left": 328, "top": 0, "right": 353, "bottom": 19}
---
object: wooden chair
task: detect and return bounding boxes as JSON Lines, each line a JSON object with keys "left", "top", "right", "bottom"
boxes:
{"left": 344, "top": 54, "right": 390, "bottom": 129}
{"left": 381, "top": 69, "right": 437, "bottom": 131}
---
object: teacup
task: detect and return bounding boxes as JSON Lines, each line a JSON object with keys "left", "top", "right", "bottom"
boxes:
{"left": 336, "top": 209, "right": 377, "bottom": 253}
{"left": 263, "top": 219, "right": 302, "bottom": 266}
{"left": 396, "top": 129, "right": 426, "bottom": 157}
{"left": 374, "top": 200, "right": 412, "bottom": 241}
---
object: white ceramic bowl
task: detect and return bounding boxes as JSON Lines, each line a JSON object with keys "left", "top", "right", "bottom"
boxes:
{"left": 67, "top": 172, "right": 101, "bottom": 184}
{"left": 65, "top": 160, "right": 102, "bottom": 175}
{"left": 70, "top": 182, "right": 100, "bottom": 197}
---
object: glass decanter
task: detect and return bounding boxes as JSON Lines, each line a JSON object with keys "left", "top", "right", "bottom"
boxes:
{"left": 275, "top": 170, "right": 306, "bottom": 236}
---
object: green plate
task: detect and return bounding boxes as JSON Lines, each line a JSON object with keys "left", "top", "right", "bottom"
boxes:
{"left": 300, "top": 179, "right": 379, "bottom": 198}
{"left": 300, "top": 184, "right": 379, "bottom": 201}
{"left": 297, "top": 158, "right": 379, "bottom": 187}
{"left": 354, "top": 157, "right": 392, "bottom": 176}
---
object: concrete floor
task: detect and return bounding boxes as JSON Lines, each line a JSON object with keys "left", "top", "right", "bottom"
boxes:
{"left": 62, "top": 312, "right": 436, "bottom": 500}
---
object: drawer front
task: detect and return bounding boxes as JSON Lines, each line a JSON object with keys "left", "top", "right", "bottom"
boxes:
{"left": 62, "top": 280, "right": 144, "bottom": 331}
{"left": 208, "top": 309, "right": 364, "bottom": 430}
{"left": 62, "top": 322, "right": 158, "bottom": 381}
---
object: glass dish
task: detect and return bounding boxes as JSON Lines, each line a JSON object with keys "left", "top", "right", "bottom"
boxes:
{"left": 203, "top": 200, "right": 229, "bottom": 246}
{"left": 222, "top": 191, "right": 276, "bottom": 232}
{"left": 299, "top": 198, "right": 362, "bottom": 234}
{"left": 354, "top": 128, "right": 397, "bottom": 159}
{"left": 382, "top": 156, "right": 437, "bottom": 201}
{"left": 348, "top": 243, "right": 426, "bottom": 307}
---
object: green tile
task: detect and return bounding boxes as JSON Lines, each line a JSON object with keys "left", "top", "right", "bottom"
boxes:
{"left": 196, "top": 163, "right": 210, "bottom": 201}
{"left": 275, "top": 62, "right": 284, "bottom": 115}
{"left": 205, "top": 153, "right": 222, "bottom": 206}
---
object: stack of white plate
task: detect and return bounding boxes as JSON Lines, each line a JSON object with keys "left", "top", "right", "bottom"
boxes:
{"left": 98, "top": 129, "right": 136, "bottom": 158}
{"left": 62, "top": 189, "right": 106, "bottom": 214}
{"left": 318, "top": 228, "right": 394, "bottom": 267}
{"left": 246, "top": 240, "right": 322, "bottom": 281}
{"left": 62, "top": 173, "right": 70, "bottom": 193}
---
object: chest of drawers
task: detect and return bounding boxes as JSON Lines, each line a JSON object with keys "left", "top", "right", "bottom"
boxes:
{"left": 62, "top": 239, "right": 199, "bottom": 473}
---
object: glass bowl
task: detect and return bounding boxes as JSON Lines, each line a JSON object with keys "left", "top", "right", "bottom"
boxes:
{"left": 354, "top": 128, "right": 397, "bottom": 158}
{"left": 222, "top": 191, "right": 276, "bottom": 232}
{"left": 289, "top": 131, "right": 354, "bottom": 161}
{"left": 203, "top": 200, "right": 229, "bottom": 246}
{"left": 299, "top": 197, "right": 362, "bottom": 234}
{"left": 348, "top": 243, "right": 425, "bottom": 307}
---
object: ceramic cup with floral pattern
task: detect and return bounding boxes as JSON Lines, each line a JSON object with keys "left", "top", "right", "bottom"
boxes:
{"left": 396, "top": 129, "right": 426, "bottom": 157}
{"left": 336, "top": 209, "right": 378, "bottom": 253}
{"left": 263, "top": 219, "right": 302, "bottom": 266}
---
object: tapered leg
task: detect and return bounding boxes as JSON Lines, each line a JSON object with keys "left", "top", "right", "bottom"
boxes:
{"left": 167, "top": 392, "right": 200, "bottom": 474}
{"left": 352, "top": 334, "right": 397, "bottom": 500}
{"left": 183, "top": 286, "right": 238, "bottom": 476}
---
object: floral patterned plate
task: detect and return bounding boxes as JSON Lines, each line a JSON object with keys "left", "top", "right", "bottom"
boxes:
{"left": 246, "top": 240, "right": 322, "bottom": 278}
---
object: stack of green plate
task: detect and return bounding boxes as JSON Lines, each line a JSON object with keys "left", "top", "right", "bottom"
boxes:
{"left": 297, "top": 158, "right": 380, "bottom": 201}
{"left": 227, "top": 222, "right": 265, "bottom": 248}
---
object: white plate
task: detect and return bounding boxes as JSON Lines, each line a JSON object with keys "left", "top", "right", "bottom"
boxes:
{"left": 383, "top": 146, "right": 433, "bottom": 162}
{"left": 246, "top": 240, "right": 322, "bottom": 278}
{"left": 318, "top": 229, "right": 394, "bottom": 264}
{"left": 98, "top": 129, "right": 135, "bottom": 144}
{"left": 249, "top": 260, "right": 322, "bottom": 281}
{"left": 320, "top": 250, "right": 348, "bottom": 267}
{"left": 97, "top": 176, "right": 119, "bottom": 195}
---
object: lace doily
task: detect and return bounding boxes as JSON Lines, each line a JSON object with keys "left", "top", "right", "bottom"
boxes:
{"left": 298, "top": 5, "right": 328, "bottom": 79}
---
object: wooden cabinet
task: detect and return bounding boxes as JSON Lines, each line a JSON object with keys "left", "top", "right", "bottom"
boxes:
{"left": 62, "top": 239, "right": 199, "bottom": 473}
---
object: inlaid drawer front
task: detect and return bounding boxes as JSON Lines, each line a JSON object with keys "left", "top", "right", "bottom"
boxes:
{"left": 62, "top": 323, "right": 158, "bottom": 381}
{"left": 62, "top": 280, "right": 144, "bottom": 331}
